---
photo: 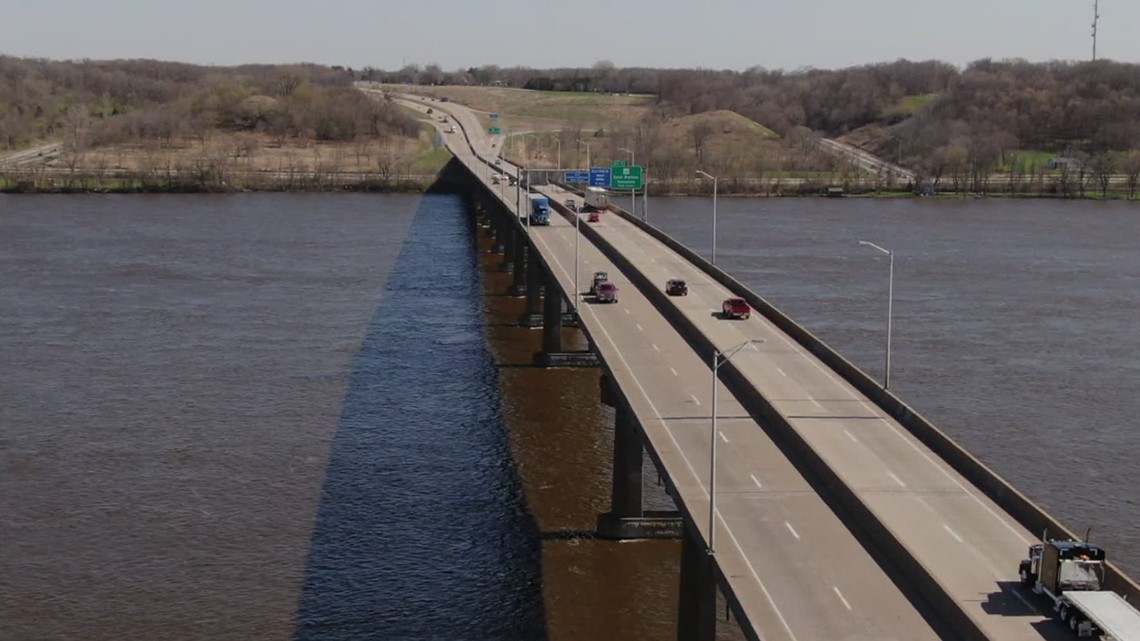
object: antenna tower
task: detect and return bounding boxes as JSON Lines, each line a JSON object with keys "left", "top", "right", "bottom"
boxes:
{"left": 1092, "top": 0, "right": 1101, "bottom": 61}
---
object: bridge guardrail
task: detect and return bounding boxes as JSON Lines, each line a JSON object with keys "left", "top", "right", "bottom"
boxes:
{"left": 557, "top": 184, "right": 1140, "bottom": 607}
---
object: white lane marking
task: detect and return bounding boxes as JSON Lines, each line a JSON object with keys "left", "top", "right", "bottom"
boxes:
{"left": 691, "top": 395, "right": 701, "bottom": 406}
{"left": 843, "top": 429, "right": 858, "bottom": 443}
{"left": 719, "top": 431, "right": 729, "bottom": 443}
{"left": 750, "top": 342, "right": 760, "bottom": 351}
{"left": 624, "top": 308, "right": 631, "bottom": 315}
{"left": 750, "top": 474, "right": 763, "bottom": 488}
{"left": 670, "top": 367, "right": 679, "bottom": 377}
{"left": 833, "top": 587, "right": 853, "bottom": 611}
{"left": 776, "top": 367, "right": 788, "bottom": 377}
{"left": 943, "top": 524, "right": 964, "bottom": 543}
{"left": 651, "top": 343, "right": 659, "bottom": 352}
{"left": 719, "top": 516, "right": 803, "bottom": 641}
{"left": 809, "top": 398, "right": 822, "bottom": 409}
{"left": 636, "top": 323, "right": 643, "bottom": 331}
{"left": 785, "top": 522, "right": 800, "bottom": 540}
{"left": 887, "top": 471, "right": 907, "bottom": 488}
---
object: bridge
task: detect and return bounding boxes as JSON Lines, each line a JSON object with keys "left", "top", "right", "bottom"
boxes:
{"left": 366, "top": 88, "right": 1140, "bottom": 641}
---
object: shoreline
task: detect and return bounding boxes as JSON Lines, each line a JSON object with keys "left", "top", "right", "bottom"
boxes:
{"left": 4, "top": 169, "right": 1139, "bottom": 200}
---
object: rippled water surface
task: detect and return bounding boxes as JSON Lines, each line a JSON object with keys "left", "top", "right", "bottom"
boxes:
{"left": 0, "top": 193, "right": 543, "bottom": 641}
{"left": 647, "top": 196, "right": 1140, "bottom": 576}
{"left": 4, "top": 192, "right": 1139, "bottom": 641}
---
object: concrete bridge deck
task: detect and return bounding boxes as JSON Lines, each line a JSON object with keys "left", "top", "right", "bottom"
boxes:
{"left": 366, "top": 87, "right": 1135, "bottom": 641}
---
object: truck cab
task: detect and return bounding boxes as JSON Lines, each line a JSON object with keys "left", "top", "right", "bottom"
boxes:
{"left": 1019, "top": 539, "right": 1140, "bottom": 639}
{"left": 528, "top": 194, "right": 551, "bottom": 226}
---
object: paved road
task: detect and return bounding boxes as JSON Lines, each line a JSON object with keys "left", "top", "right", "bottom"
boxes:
{"left": 819, "top": 138, "right": 915, "bottom": 183}
{"left": 0, "top": 142, "right": 62, "bottom": 168}
{"left": 369, "top": 88, "right": 1077, "bottom": 640}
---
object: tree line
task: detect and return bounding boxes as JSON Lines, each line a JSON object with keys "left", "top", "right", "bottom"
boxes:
{"left": 0, "top": 56, "right": 420, "bottom": 153}
{"left": 379, "top": 58, "right": 1140, "bottom": 193}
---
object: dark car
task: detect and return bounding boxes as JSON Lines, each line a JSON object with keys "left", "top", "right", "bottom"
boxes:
{"left": 666, "top": 279, "right": 688, "bottom": 296}
{"left": 722, "top": 297, "right": 751, "bottom": 320}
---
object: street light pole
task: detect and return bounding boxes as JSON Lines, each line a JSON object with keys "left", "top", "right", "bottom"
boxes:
{"left": 859, "top": 241, "right": 894, "bottom": 390}
{"left": 696, "top": 170, "right": 719, "bottom": 265}
{"left": 574, "top": 206, "right": 581, "bottom": 307}
{"left": 577, "top": 139, "right": 591, "bottom": 171}
{"left": 709, "top": 338, "right": 766, "bottom": 554}
{"left": 554, "top": 137, "right": 562, "bottom": 171}
{"left": 619, "top": 147, "right": 635, "bottom": 216}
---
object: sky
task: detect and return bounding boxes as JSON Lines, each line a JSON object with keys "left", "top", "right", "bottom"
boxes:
{"left": 3, "top": 0, "right": 1133, "bottom": 71}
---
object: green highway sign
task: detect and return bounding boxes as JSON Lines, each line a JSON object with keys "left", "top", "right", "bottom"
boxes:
{"left": 611, "top": 160, "right": 626, "bottom": 168}
{"left": 488, "top": 126, "right": 502, "bottom": 134}
{"left": 611, "top": 164, "right": 643, "bottom": 190}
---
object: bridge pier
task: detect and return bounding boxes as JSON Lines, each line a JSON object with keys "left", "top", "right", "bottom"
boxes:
{"left": 533, "top": 273, "right": 599, "bottom": 367}
{"left": 677, "top": 528, "right": 717, "bottom": 641}
{"left": 597, "top": 403, "right": 681, "bottom": 538}
{"left": 498, "top": 226, "right": 515, "bottom": 272}
{"left": 518, "top": 254, "right": 544, "bottom": 327}
{"left": 509, "top": 240, "right": 527, "bottom": 296}
{"left": 541, "top": 273, "right": 563, "bottom": 354}
{"left": 491, "top": 213, "right": 506, "bottom": 254}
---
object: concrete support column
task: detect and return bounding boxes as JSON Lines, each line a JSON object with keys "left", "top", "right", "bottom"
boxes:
{"left": 491, "top": 213, "right": 506, "bottom": 254}
{"left": 509, "top": 240, "right": 527, "bottom": 296}
{"left": 541, "top": 274, "right": 563, "bottom": 354}
{"left": 677, "top": 528, "right": 717, "bottom": 641}
{"left": 519, "top": 254, "right": 543, "bottom": 327}
{"left": 498, "top": 226, "right": 515, "bottom": 272}
{"left": 610, "top": 404, "right": 643, "bottom": 518}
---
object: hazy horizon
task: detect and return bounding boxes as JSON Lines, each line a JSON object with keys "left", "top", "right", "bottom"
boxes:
{"left": 3, "top": 0, "right": 1132, "bottom": 72}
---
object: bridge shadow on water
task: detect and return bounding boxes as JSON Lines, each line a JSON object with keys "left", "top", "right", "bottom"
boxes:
{"left": 292, "top": 191, "right": 548, "bottom": 641}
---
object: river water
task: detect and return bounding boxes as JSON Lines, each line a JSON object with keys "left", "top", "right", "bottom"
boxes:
{"left": 1, "top": 193, "right": 1137, "bottom": 641}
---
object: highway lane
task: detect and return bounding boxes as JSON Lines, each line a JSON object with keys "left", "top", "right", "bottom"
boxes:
{"left": 393, "top": 94, "right": 949, "bottom": 640}
{"left": 552, "top": 188, "right": 1072, "bottom": 641}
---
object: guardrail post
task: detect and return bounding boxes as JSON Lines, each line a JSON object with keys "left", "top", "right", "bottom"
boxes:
{"left": 677, "top": 527, "right": 717, "bottom": 641}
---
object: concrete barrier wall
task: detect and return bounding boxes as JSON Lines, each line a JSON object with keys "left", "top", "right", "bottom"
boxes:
{"left": 567, "top": 191, "right": 1140, "bottom": 605}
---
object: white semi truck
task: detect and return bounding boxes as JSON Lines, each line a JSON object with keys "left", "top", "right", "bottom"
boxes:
{"left": 1019, "top": 538, "right": 1140, "bottom": 640}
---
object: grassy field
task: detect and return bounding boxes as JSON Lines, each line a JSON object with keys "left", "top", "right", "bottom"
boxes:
{"left": 384, "top": 84, "right": 655, "bottom": 130}
{"left": 893, "top": 93, "right": 937, "bottom": 116}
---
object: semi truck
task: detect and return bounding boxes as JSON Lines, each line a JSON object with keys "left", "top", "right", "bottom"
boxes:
{"left": 1019, "top": 537, "right": 1140, "bottom": 639}
{"left": 581, "top": 186, "right": 609, "bottom": 212}
{"left": 528, "top": 194, "right": 551, "bottom": 226}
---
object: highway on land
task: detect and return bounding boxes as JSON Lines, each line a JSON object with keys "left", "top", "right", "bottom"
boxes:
{"left": 370, "top": 88, "right": 1072, "bottom": 641}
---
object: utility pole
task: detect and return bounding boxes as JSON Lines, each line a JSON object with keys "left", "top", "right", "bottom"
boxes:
{"left": 1092, "top": 0, "right": 1101, "bottom": 61}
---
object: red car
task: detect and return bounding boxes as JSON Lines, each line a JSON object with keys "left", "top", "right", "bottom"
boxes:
{"left": 722, "top": 297, "right": 751, "bottom": 320}
{"left": 587, "top": 212, "right": 601, "bottom": 223}
{"left": 596, "top": 281, "right": 619, "bottom": 303}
